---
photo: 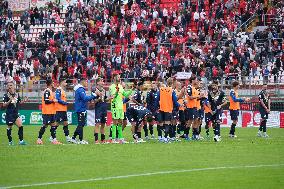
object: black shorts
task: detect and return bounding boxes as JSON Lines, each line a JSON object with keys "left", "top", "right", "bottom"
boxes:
{"left": 197, "top": 109, "right": 204, "bottom": 119}
{"left": 186, "top": 108, "right": 198, "bottom": 120}
{"left": 179, "top": 110, "right": 186, "bottom": 122}
{"left": 205, "top": 112, "right": 212, "bottom": 122}
{"left": 55, "top": 111, "right": 68, "bottom": 123}
{"left": 147, "top": 112, "right": 158, "bottom": 122}
{"left": 95, "top": 110, "right": 107, "bottom": 124}
{"left": 157, "top": 111, "right": 172, "bottom": 122}
{"left": 42, "top": 114, "right": 55, "bottom": 125}
{"left": 230, "top": 110, "right": 239, "bottom": 121}
{"left": 77, "top": 112, "right": 87, "bottom": 127}
{"left": 172, "top": 110, "right": 179, "bottom": 120}
{"left": 6, "top": 113, "right": 19, "bottom": 126}
{"left": 259, "top": 108, "right": 269, "bottom": 119}
{"left": 126, "top": 111, "right": 136, "bottom": 123}
{"left": 212, "top": 109, "right": 222, "bottom": 122}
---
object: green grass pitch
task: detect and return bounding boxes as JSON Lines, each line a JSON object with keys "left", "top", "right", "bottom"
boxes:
{"left": 0, "top": 126, "right": 284, "bottom": 189}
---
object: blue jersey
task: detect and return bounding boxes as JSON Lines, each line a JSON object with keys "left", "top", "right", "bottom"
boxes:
{"left": 126, "top": 105, "right": 151, "bottom": 125}
{"left": 2, "top": 93, "right": 21, "bottom": 115}
{"left": 74, "top": 84, "right": 96, "bottom": 113}
{"left": 94, "top": 87, "right": 108, "bottom": 113}
{"left": 146, "top": 89, "right": 158, "bottom": 113}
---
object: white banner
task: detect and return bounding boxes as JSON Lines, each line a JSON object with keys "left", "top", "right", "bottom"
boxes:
{"left": 176, "top": 72, "right": 192, "bottom": 80}
{"left": 8, "top": 0, "right": 30, "bottom": 11}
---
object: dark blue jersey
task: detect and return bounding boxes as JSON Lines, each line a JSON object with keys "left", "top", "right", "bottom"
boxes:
{"left": 259, "top": 89, "right": 269, "bottom": 110}
{"left": 127, "top": 105, "right": 151, "bottom": 125}
{"left": 94, "top": 87, "right": 108, "bottom": 112}
{"left": 2, "top": 93, "right": 21, "bottom": 114}
{"left": 133, "top": 89, "right": 143, "bottom": 104}
{"left": 146, "top": 89, "right": 158, "bottom": 112}
{"left": 208, "top": 90, "right": 226, "bottom": 111}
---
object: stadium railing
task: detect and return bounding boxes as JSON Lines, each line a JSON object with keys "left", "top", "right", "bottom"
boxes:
{"left": 1, "top": 75, "right": 284, "bottom": 103}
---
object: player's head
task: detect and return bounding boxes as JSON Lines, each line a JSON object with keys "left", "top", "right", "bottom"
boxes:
{"left": 167, "top": 78, "right": 173, "bottom": 87}
{"left": 232, "top": 80, "right": 240, "bottom": 89}
{"left": 59, "top": 77, "right": 67, "bottom": 88}
{"left": 262, "top": 83, "right": 268, "bottom": 91}
{"left": 79, "top": 78, "right": 88, "bottom": 88}
{"left": 96, "top": 77, "right": 104, "bottom": 87}
{"left": 46, "top": 78, "right": 54, "bottom": 88}
{"left": 150, "top": 82, "right": 156, "bottom": 90}
{"left": 7, "top": 81, "right": 15, "bottom": 93}
{"left": 137, "top": 81, "right": 143, "bottom": 91}
{"left": 113, "top": 73, "right": 121, "bottom": 84}
{"left": 189, "top": 75, "right": 197, "bottom": 85}
{"left": 176, "top": 81, "right": 182, "bottom": 90}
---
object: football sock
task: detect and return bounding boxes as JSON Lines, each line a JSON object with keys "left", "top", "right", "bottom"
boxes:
{"left": 101, "top": 134, "right": 105, "bottom": 141}
{"left": 259, "top": 120, "right": 264, "bottom": 131}
{"left": 149, "top": 124, "right": 154, "bottom": 135}
{"left": 63, "top": 125, "right": 69, "bottom": 136}
{"left": 72, "top": 126, "right": 79, "bottom": 140}
{"left": 137, "top": 132, "right": 142, "bottom": 139}
{"left": 94, "top": 133, "right": 99, "bottom": 141}
{"left": 198, "top": 124, "right": 202, "bottom": 135}
{"left": 50, "top": 126, "right": 57, "bottom": 139}
{"left": 173, "top": 124, "right": 176, "bottom": 137}
{"left": 18, "top": 126, "right": 23, "bottom": 141}
{"left": 38, "top": 126, "right": 46, "bottom": 139}
{"left": 117, "top": 124, "right": 123, "bottom": 139}
{"left": 157, "top": 125, "right": 162, "bottom": 138}
{"left": 78, "top": 126, "right": 83, "bottom": 141}
{"left": 109, "top": 127, "right": 112, "bottom": 138}
{"left": 143, "top": 124, "right": 149, "bottom": 137}
{"left": 164, "top": 124, "right": 170, "bottom": 138}
{"left": 111, "top": 124, "right": 117, "bottom": 139}
{"left": 184, "top": 127, "right": 190, "bottom": 137}
{"left": 7, "top": 128, "right": 12, "bottom": 142}
{"left": 263, "top": 120, "right": 267, "bottom": 132}
{"left": 230, "top": 123, "right": 236, "bottom": 135}
{"left": 215, "top": 123, "right": 220, "bottom": 136}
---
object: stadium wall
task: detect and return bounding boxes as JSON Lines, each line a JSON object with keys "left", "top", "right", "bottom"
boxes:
{"left": 0, "top": 110, "right": 283, "bottom": 128}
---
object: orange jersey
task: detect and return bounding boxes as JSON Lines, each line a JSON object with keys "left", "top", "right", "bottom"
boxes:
{"left": 159, "top": 87, "right": 173, "bottom": 113}
{"left": 186, "top": 85, "right": 198, "bottom": 108}
{"left": 229, "top": 90, "right": 241, "bottom": 110}
{"left": 177, "top": 92, "right": 185, "bottom": 111}
{"left": 196, "top": 89, "right": 201, "bottom": 110}
{"left": 55, "top": 87, "right": 67, "bottom": 112}
{"left": 42, "top": 88, "right": 56, "bottom": 115}
{"left": 204, "top": 103, "right": 211, "bottom": 113}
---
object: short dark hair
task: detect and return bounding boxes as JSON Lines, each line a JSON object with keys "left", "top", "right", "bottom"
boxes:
{"left": 232, "top": 81, "right": 239, "bottom": 88}
{"left": 46, "top": 78, "right": 53, "bottom": 86}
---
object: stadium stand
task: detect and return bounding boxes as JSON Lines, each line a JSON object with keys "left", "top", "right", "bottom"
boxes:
{"left": 0, "top": 0, "right": 283, "bottom": 94}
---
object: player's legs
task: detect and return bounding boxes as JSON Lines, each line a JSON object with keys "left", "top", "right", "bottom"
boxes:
{"left": 6, "top": 114, "right": 16, "bottom": 145}
{"left": 6, "top": 124, "right": 13, "bottom": 145}
{"left": 213, "top": 110, "right": 222, "bottom": 142}
{"left": 177, "top": 110, "right": 185, "bottom": 137}
{"left": 259, "top": 110, "right": 269, "bottom": 137}
{"left": 50, "top": 116, "right": 61, "bottom": 143}
{"left": 229, "top": 110, "right": 239, "bottom": 137}
{"left": 37, "top": 114, "right": 50, "bottom": 144}
{"left": 15, "top": 117, "right": 26, "bottom": 145}
{"left": 72, "top": 112, "right": 87, "bottom": 144}
{"left": 156, "top": 112, "right": 163, "bottom": 141}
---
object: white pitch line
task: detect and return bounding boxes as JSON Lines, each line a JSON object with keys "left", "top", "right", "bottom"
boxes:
{"left": 1, "top": 164, "right": 284, "bottom": 189}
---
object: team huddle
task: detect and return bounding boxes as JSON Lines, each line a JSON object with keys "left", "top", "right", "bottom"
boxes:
{"left": 2, "top": 74, "right": 271, "bottom": 145}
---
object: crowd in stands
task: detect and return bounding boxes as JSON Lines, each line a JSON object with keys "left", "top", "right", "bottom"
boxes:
{"left": 0, "top": 0, "right": 283, "bottom": 88}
